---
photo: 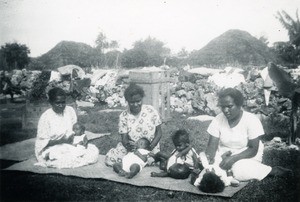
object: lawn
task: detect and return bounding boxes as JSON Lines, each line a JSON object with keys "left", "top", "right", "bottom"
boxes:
{"left": 0, "top": 102, "right": 299, "bottom": 201}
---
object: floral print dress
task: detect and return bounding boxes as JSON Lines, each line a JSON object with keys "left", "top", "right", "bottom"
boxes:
{"left": 105, "top": 105, "right": 162, "bottom": 166}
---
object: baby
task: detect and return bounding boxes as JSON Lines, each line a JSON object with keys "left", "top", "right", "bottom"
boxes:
{"left": 72, "top": 122, "right": 88, "bottom": 148}
{"left": 113, "top": 137, "right": 152, "bottom": 179}
{"left": 151, "top": 129, "right": 200, "bottom": 179}
{"left": 191, "top": 152, "right": 239, "bottom": 193}
{"left": 42, "top": 122, "right": 88, "bottom": 166}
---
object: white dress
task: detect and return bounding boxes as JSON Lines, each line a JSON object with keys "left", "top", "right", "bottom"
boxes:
{"left": 166, "top": 147, "right": 198, "bottom": 170}
{"left": 207, "top": 111, "right": 272, "bottom": 181}
{"left": 35, "top": 106, "right": 99, "bottom": 168}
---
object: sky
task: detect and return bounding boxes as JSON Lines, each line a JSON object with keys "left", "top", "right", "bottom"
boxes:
{"left": 0, "top": 0, "right": 299, "bottom": 57}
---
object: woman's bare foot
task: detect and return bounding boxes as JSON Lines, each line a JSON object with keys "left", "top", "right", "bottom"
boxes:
{"left": 125, "top": 172, "right": 135, "bottom": 179}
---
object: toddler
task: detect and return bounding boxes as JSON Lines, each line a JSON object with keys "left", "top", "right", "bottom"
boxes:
{"left": 113, "top": 137, "right": 152, "bottom": 179}
{"left": 151, "top": 129, "right": 200, "bottom": 179}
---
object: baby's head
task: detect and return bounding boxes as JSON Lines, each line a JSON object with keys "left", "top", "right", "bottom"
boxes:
{"left": 73, "top": 122, "right": 85, "bottom": 136}
{"left": 135, "top": 137, "right": 151, "bottom": 150}
{"left": 168, "top": 163, "right": 191, "bottom": 179}
{"left": 199, "top": 172, "right": 225, "bottom": 193}
{"left": 171, "top": 129, "right": 190, "bottom": 152}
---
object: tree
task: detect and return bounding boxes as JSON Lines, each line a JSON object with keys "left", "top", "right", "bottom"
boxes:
{"left": 272, "top": 42, "right": 300, "bottom": 65}
{"left": 121, "top": 37, "right": 170, "bottom": 68}
{"left": 276, "top": 9, "right": 300, "bottom": 47}
{"left": 275, "top": 10, "right": 300, "bottom": 65}
{"left": 94, "top": 32, "right": 120, "bottom": 67}
{"left": 121, "top": 49, "right": 148, "bottom": 68}
{"left": 0, "top": 42, "right": 30, "bottom": 70}
{"left": 95, "top": 32, "right": 110, "bottom": 53}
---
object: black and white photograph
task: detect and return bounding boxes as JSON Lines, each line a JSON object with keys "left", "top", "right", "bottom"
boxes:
{"left": 0, "top": 0, "right": 299, "bottom": 201}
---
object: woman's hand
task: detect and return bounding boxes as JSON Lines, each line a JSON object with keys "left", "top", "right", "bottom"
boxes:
{"left": 219, "top": 155, "right": 235, "bottom": 170}
{"left": 125, "top": 142, "right": 136, "bottom": 152}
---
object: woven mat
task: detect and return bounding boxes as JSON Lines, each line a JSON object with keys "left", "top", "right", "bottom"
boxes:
{"left": 3, "top": 155, "right": 248, "bottom": 197}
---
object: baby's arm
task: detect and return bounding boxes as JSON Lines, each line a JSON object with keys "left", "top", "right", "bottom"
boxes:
{"left": 176, "top": 145, "right": 192, "bottom": 158}
{"left": 82, "top": 135, "right": 88, "bottom": 147}
{"left": 192, "top": 150, "right": 202, "bottom": 170}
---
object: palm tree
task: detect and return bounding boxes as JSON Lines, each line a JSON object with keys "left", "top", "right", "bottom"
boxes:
{"left": 276, "top": 9, "right": 300, "bottom": 48}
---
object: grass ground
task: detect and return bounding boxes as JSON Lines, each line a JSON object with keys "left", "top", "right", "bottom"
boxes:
{"left": 0, "top": 102, "right": 299, "bottom": 201}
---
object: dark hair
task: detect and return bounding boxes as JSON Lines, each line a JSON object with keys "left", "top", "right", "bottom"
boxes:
{"left": 168, "top": 163, "right": 191, "bottom": 179}
{"left": 172, "top": 129, "right": 190, "bottom": 145}
{"left": 48, "top": 87, "right": 66, "bottom": 103}
{"left": 218, "top": 88, "right": 244, "bottom": 107}
{"left": 138, "top": 137, "right": 151, "bottom": 150}
{"left": 73, "top": 122, "right": 86, "bottom": 132}
{"left": 124, "top": 83, "right": 145, "bottom": 101}
{"left": 199, "top": 172, "right": 225, "bottom": 193}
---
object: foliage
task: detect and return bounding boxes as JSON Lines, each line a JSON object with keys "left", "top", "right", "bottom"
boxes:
{"left": 188, "top": 29, "right": 276, "bottom": 67}
{"left": 166, "top": 48, "right": 190, "bottom": 67}
{"left": 271, "top": 42, "right": 300, "bottom": 66}
{"left": 95, "top": 32, "right": 119, "bottom": 52}
{"left": 121, "top": 49, "right": 148, "bottom": 68}
{"left": 121, "top": 37, "right": 170, "bottom": 68}
{"left": 27, "top": 58, "right": 47, "bottom": 70}
{"left": 94, "top": 32, "right": 120, "bottom": 67}
{"left": 95, "top": 32, "right": 110, "bottom": 53}
{"left": 275, "top": 10, "right": 300, "bottom": 66}
{"left": 28, "top": 70, "right": 51, "bottom": 101}
{"left": 276, "top": 9, "right": 300, "bottom": 47}
{"left": 0, "top": 42, "right": 30, "bottom": 70}
{"left": 104, "top": 50, "right": 122, "bottom": 68}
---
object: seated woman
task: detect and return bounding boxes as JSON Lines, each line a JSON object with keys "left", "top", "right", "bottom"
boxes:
{"left": 205, "top": 88, "right": 292, "bottom": 182}
{"left": 35, "top": 87, "right": 99, "bottom": 169}
{"left": 105, "top": 83, "right": 162, "bottom": 166}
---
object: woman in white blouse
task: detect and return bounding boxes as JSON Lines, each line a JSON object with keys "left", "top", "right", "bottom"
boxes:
{"left": 35, "top": 87, "right": 98, "bottom": 168}
{"left": 205, "top": 88, "right": 292, "bottom": 181}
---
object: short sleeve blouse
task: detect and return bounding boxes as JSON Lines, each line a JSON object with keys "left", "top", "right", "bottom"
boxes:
{"left": 207, "top": 111, "right": 264, "bottom": 153}
{"left": 118, "top": 105, "right": 162, "bottom": 142}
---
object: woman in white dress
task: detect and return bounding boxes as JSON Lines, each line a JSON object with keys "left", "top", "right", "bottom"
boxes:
{"left": 35, "top": 87, "right": 98, "bottom": 168}
{"left": 205, "top": 88, "right": 292, "bottom": 181}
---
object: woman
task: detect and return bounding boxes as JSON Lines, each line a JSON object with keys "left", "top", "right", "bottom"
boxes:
{"left": 35, "top": 87, "right": 98, "bottom": 168}
{"left": 205, "top": 88, "right": 291, "bottom": 181}
{"left": 105, "top": 83, "right": 162, "bottom": 166}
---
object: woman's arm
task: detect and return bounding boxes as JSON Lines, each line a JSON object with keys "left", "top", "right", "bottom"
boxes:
{"left": 121, "top": 133, "right": 135, "bottom": 152}
{"left": 134, "top": 150, "right": 148, "bottom": 162}
{"left": 219, "top": 137, "right": 260, "bottom": 170}
{"left": 205, "top": 135, "right": 219, "bottom": 164}
{"left": 149, "top": 125, "right": 162, "bottom": 151}
{"left": 47, "top": 134, "right": 73, "bottom": 147}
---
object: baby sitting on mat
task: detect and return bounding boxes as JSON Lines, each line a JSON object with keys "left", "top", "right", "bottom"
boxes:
{"left": 151, "top": 129, "right": 200, "bottom": 179}
{"left": 113, "top": 137, "right": 153, "bottom": 178}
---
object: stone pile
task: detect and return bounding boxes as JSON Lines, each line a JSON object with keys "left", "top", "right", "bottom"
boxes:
{"left": 5, "top": 65, "right": 298, "bottom": 127}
